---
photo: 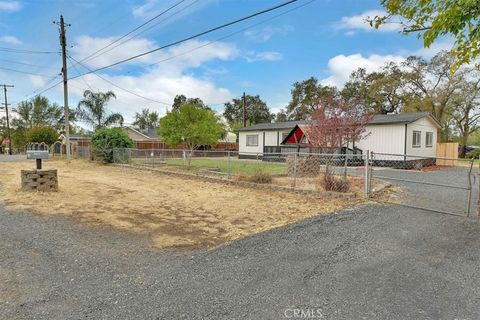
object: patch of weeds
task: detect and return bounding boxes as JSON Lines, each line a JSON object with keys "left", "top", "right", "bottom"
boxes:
{"left": 319, "top": 173, "right": 350, "bottom": 192}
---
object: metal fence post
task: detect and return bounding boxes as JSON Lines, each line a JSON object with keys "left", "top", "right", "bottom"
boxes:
{"left": 466, "top": 158, "right": 474, "bottom": 217}
{"left": 293, "top": 153, "right": 298, "bottom": 188}
{"left": 227, "top": 151, "right": 231, "bottom": 179}
{"left": 343, "top": 152, "right": 348, "bottom": 179}
{"left": 364, "top": 150, "right": 370, "bottom": 198}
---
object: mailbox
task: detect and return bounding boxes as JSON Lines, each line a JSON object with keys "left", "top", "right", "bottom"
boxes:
{"left": 26, "top": 143, "right": 49, "bottom": 169}
{"left": 26, "top": 150, "right": 49, "bottom": 160}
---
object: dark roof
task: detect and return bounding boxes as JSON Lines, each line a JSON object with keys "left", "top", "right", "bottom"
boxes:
{"left": 237, "top": 120, "right": 307, "bottom": 132}
{"left": 66, "top": 134, "right": 91, "bottom": 140}
{"left": 238, "top": 112, "right": 440, "bottom": 132}
{"left": 143, "top": 128, "right": 159, "bottom": 139}
{"left": 369, "top": 112, "right": 440, "bottom": 126}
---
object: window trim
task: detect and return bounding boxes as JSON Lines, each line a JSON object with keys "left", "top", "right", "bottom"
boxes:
{"left": 425, "top": 132, "right": 433, "bottom": 148}
{"left": 246, "top": 134, "right": 259, "bottom": 147}
{"left": 412, "top": 130, "right": 421, "bottom": 148}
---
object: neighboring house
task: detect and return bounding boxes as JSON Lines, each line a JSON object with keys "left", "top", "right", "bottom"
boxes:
{"left": 123, "top": 126, "right": 238, "bottom": 151}
{"left": 238, "top": 112, "right": 441, "bottom": 159}
{"left": 122, "top": 126, "right": 163, "bottom": 149}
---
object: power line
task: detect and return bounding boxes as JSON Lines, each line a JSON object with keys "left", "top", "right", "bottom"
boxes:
{"left": 86, "top": 0, "right": 200, "bottom": 63}
{"left": 68, "top": 0, "right": 299, "bottom": 80}
{"left": 147, "top": 0, "right": 315, "bottom": 68}
{"left": 0, "top": 58, "right": 57, "bottom": 70}
{"left": 77, "top": 0, "right": 187, "bottom": 65}
{"left": 0, "top": 66, "right": 54, "bottom": 78}
{"left": 0, "top": 46, "right": 58, "bottom": 54}
{"left": 68, "top": 55, "right": 171, "bottom": 106}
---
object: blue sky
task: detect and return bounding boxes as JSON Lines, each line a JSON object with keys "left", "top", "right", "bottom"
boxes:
{"left": 0, "top": 0, "right": 452, "bottom": 124}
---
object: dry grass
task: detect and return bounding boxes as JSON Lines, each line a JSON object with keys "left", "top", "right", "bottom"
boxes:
{"left": 0, "top": 159, "right": 361, "bottom": 249}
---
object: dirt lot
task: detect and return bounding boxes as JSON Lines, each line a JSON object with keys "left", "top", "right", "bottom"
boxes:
{"left": 0, "top": 159, "right": 361, "bottom": 249}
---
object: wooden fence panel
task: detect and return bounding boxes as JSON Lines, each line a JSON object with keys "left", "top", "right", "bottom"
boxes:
{"left": 436, "top": 142, "right": 458, "bottom": 166}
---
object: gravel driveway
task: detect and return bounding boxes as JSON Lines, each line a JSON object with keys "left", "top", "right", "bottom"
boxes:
{"left": 371, "top": 166, "right": 480, "bottom": 215}
{"left": 2, "top": 204, "right": 480, "bottom": 319}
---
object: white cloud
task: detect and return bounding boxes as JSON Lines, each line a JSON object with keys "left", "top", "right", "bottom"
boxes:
{"left": 244, "top": 24, "right": 295, "bottom": 42}
{"left": 337, "top": 9, "right": 402, "bottom": 33}
{"left": 0, "top": 35, "right": 21, "bottom": 45}
{"left": 244, "top": 51, "right": 283, "bottom": 63}
{"left": 69, "top": 37, "right": 237, "bottom": 122}
{"left": 29, "top": 75, "right": 45, "bottom": 88}
{"left": 410, "top": 41, "right": 454, "bottom": 59}
{"left": 72, "top": 36, "right": 237, "bottom": 71}
{"left": 0, "top": 1, "right": 20, "bottom": 11}
{"left": 321, "top": 53, "right": 405, "bottom": 87}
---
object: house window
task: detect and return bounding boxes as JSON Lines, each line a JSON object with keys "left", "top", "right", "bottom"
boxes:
{"left": 281, "top": 132, "right": 289, "bottom": 141}
{"left": 425, "top": 132, "right": 433, "bottom": 147}
{"left": 246, "top": 134, "right": 258, "bottom": 146}
{"left": 412, "top": 131, "right": 421, "bottom": 148}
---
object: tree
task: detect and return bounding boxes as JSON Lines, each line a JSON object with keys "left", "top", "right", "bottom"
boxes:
{"left": 223, "top": 94, "right": 273, "bottom": 126}
{"left": 91, "top": 127, "right": 134, "bottom": 163}
{"left": 133, "top": 108, "right": 160, "bottom": 129}
{"left": 373, "top": 0, "right": 480, "bottom": 70}
{"left": 342, "top": 64, "right": 406, "bottom": 114}
{"left": 275, "top": 109, "right": 288, "bottom": 122}
{"left": 306, "top": 94, "right": 372, "bottom": 191}
{"left": 77, "top": 90, "right": 123, "bottom": 131}
{"left": 401, "top": 52, "right": 467, "bottom": 140}
{"left": 158, "top": 104, "right": 224, "bottom": 165}
{"left": 450, "top": 78, "right": 480, "bottom": 157}
{"left": 26, "top": 125, "right": 59, "bottom": 146}
{"left": 286, "top": 77, "right": 336, "bottom": 120}
{"left": 172, "top": 94, "right": 211, "bottom": 111}
{"left": 13, "top": 95, "right": 67, "bottom": 130}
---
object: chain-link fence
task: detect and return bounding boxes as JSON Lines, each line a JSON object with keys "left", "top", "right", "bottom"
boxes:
{"left": 113, "top": 148, "right": 369, "bottom": 195}
{"left": 369, "top": 152, "right": 479, "bottom": 216}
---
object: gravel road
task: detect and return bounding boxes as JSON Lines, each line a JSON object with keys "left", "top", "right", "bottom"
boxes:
{"left": 2, "top": 203, "right": 480, "bottom": 319}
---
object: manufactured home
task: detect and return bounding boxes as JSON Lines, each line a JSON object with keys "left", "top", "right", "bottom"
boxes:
{"left": 237, "top": 112, "right": 441, "bottom": 159}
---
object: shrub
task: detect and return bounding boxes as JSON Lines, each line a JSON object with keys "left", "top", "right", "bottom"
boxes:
{"left": 237, "top": 171, "right": 273, "bottom": 184}
{"left": 91, "top": 128, "right": 134, "bottom": 163}
{"left": 467, "top": 148, "right": 480, "bottom": 159}
{"left": 27, "top": 125, "right": 59, "bottom": 146}
{"left": 319, "top": 174, "right": 350, "bottom": 192}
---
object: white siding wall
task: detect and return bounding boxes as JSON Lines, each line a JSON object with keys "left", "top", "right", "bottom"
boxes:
{"left": 239, "top": 130, "right": 292, "bottom": 155}
{"left": 239, "top": 131, "right": 263, "bottom": 154}
{"left": 355, "top": 124, "right": 406, "bottom": 154}
{"left": 405, "top": 117, "right": 437, "bottom": 157}
{"left": 264, "top": 131, "right": 278, "bottom": 146}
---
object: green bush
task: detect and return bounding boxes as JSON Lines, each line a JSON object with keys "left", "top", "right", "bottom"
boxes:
{"left": 91, "top": 128, "right": 133, "bottom": 163}
{"left": 467, "top": 148, "right": 480, "bottom": 159}
{"left": 27, "top": 125, "right": 59, "bottom": 146}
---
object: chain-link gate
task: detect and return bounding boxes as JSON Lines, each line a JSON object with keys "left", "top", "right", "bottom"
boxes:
{"left": 368, "top": 152, "right": 478, "bottom": 217}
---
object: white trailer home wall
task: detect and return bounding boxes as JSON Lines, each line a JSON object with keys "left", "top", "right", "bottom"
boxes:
{"left": 238, "top": 113, "right": 440, "bottom": 158}
{"left": 355, "top": 124, "right": 406, "bottom": 155}
{"left": 405, "top": 116, "right": 438, "bottom": 157}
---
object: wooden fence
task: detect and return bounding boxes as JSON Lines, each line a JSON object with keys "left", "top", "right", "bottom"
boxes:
{"left": 436, "top": 142, "right": 458, "bottom": 166}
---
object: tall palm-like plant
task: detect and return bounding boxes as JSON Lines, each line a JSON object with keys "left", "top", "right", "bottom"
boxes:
{"left": 77, "top": 90, "right": 123, "bottom": 131}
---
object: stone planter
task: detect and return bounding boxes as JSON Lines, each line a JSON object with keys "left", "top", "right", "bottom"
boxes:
{"left": 21, "top": 169, "right": 58, "bottom": 192}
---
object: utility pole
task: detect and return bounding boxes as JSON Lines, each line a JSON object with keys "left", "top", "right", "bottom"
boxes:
{"left": 1, "top": 84, "right": 14, "bottom": 155}
{"left": 242, "top": 92, "right": 246, "bottom": 127}
{"left": 57, "top": 15, "right": 71, "bottom": 160}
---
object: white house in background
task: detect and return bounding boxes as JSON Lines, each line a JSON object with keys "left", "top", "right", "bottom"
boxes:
{"left": 237, "top": 112, "right": 441, "bottom": 158}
